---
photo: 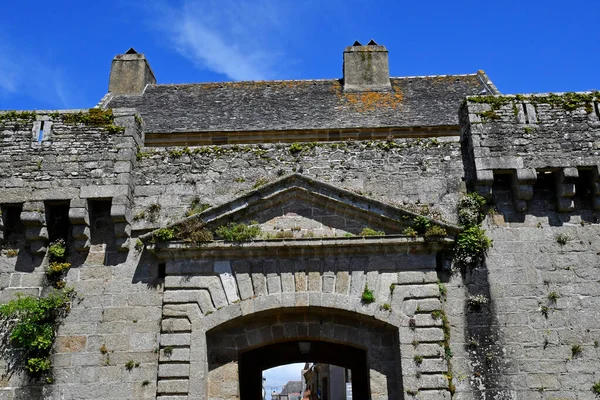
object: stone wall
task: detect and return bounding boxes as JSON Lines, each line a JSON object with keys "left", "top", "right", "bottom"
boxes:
{"left": 131, "top": 137, "right": 466, "bottom": 231}
{"left": 0, "top": 109, "right": 162, "bottom": 399}
{"left": 452, "top": 92, "right": 600, "bottom": 399}
{"left": 0, "top": 91, "right": 599, "bottom": 400}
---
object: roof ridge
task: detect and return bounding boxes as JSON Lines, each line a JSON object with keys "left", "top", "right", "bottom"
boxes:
{"left": 391, "top": 73, "right": 479, "bottom": 79}
{"left": 145, "top": 73, "right": 481, "bottom": 88}
{"left": 150, "top": 78, "right": 341, "bottom": 87}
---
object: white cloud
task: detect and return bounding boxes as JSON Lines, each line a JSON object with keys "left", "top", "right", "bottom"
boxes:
{"left": 0, "top": 52, "right": 19, "bottom": 94}
{"left": 153, "top": 0, "right": 286, "bottom": 81}
{"left": 0, "top": 37, "right": 74, "bottom": 108}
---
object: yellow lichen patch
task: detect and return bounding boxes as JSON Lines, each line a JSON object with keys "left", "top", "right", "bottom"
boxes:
{"left": 422, "top": 75, "right": 480, "bottom": 87}
{"left": 337, "top": 84, "right": 404, "bottom": 113}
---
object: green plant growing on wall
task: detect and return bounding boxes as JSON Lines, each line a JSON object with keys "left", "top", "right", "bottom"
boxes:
{"left": 478, "top": 110, "right": 501, "bottom": 121}
{"left": 402, "top": 227, "right": 417, "bottom": 237}
{"left": 253, "top": 177, "right": 270, "bottom": 189}
{"left": 125, "top": 360, "right": 139, "bottom": 371}
{"left": 453, "top": 191, "right": 492, "bottom": 271}
{"left": 592, "top": 381, "right": 600, "bottom": 396}
{"left": 547, "top": 291, "right": 560, "bottom": 303}
{"left": 424, "top": 225, "right": 447, "bottom": 238}
{"left": 412, "top": 216, "right": 431, "bottom": 234}
{"left": 185, "top": 199, "right": 211, "bottom": 217}
{"left": 555, "top": 233, "right": 569, "bottom": 245}
{"left": 215, "top": 222, "right": 261, "bottom": 242}
{"left": 177, "top": 219, "right": 214, "bottom": 243}
{"left": 274, "top": 230, "right": 294, "bottom": 239}
{"left": 431, "top": 310, "right": 443, "bottom": 320}
{"left": 437, "top": 280, "right": 447, "bottom": 300}
{"left": 361, "top": 285, "right": 375, "bottom": 304}
{"left": 163, "top": 346, "right": 173, "bottom": 357}
{"left": 153, "top": 228, "right": 175, "bottom": 242}
{"left": 0, "top": 288, "right": 76, "bottom": 381}
{"left": 60, "top": 109, "right": 124, "bottom": 134}
{"left": 457, "top": 193, "right": 486, "bottom": 226}
{"left": 360, "top": 227, "right": 385, "bottom": 236}
{"left": 46, "top": 239, "right": 71, "bottom": 289}
{"left": 454, "top": 226, "right": 492, "bottom": 268}
{"left": 468, "top": 337, "right": 479, "bottom": 349}
{"left": 48, "top": 239, "right": 66, "bottom": 260}
{"left": 413, "top": 355, "right": 423, "bottom": 365}
{"left": 46, "top": 262, "right": 71, "bottom": 289}
{"left": 289, "top": 142, "right": 304, "bottom": 155}
{"left": 571, "top": 344, "right": 583, "bottom": 358}
{"left": 467, "top": 294, "right": 489, "bottom": 309}
{"left": 168, "top": 147, "right": 192, "bottom": 158}
{"left": 6, "top": 249, "right": 18, "bottom": 257}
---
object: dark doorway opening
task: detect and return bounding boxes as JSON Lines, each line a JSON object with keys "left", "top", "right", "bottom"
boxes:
{"left": 574, "top": 168, "right": 594, "bottom": 210}
{"left": 1, "top": 204, "right": 25, "bottom": 245}
{"left": 45, "top": 201, "right": 71, "bottom": 243}
{"left": 240, "top": 341, "right": 368, "bottom": 400}
{"left": 88, "top": 199, "right": 115, "bottom": 245}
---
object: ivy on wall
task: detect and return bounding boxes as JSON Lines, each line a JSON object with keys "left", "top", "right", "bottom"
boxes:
{"left": 0, "top": 239, "right": 75, "bottom": 382}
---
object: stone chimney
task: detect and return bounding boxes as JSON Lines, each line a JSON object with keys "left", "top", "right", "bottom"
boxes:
{"left": 108, "top": 48, "right": 156, "bottom": 95}
{"left": 343, "top": 40, "right": 391, "bottom": 91}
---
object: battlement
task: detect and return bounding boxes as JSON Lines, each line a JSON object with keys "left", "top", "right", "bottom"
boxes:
{"left": 461, "top": 92, "right": 600, "bottom": 212}
{"left": 0, "top": 108, "right": 142, "bottom": 253}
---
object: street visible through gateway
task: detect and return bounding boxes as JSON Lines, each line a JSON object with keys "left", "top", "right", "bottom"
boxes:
{"left": 265, "top": 362, "right": 353, "bottom": 400}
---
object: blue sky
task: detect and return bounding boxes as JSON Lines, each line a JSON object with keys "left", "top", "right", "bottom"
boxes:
{"left": 0, "top": 1, "right": 598, "bottom": 111}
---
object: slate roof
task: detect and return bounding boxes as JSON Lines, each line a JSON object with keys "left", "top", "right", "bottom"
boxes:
{"left": 104, "top": 72, "right": 497, "bottom": 134}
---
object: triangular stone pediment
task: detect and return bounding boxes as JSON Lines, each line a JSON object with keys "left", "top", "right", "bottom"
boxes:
{"left": 142, "top": 174, "right": 459, "bottom": 246}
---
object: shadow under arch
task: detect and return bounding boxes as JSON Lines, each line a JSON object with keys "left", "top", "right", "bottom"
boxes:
{"left": 205, "top": 306, "right": 403, "bottom": 400}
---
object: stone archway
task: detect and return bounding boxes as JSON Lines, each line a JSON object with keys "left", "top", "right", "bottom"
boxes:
{"left": 146, "top": 175, "right": 457, "bottom": 399}
{"left": 206, "top": 307, "right": 401, "bottom": 399}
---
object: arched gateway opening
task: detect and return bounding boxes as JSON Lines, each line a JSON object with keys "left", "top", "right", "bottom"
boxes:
{"left": 243, "top": 342, "right": 367, "bottom": 399}
{"left": 206, "top": 308, "right": 401, "bottom": 399}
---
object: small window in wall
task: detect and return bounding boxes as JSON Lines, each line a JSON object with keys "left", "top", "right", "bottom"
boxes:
{"left": 491, "top": 172, "right": 513, "bottom": 212}
{"left": 88, "top": 199, "right": 115, "bottom": 245}
{"left": 32, "top": 120, "right": 52, "bottom": 144}
{"left": 38, "top": 121, "right": 45, "bottom": 142}
{"left": 529, "top": 170, "right": 557, "bottom": 212}
{"left": 158, "top": 262, "right": 166, "bottom": 281}
{"left": 45, "top": 201, "right": 71, "bottom": 243}
{"left": 1, "top": 204, "right": 25, "bottom": 244}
